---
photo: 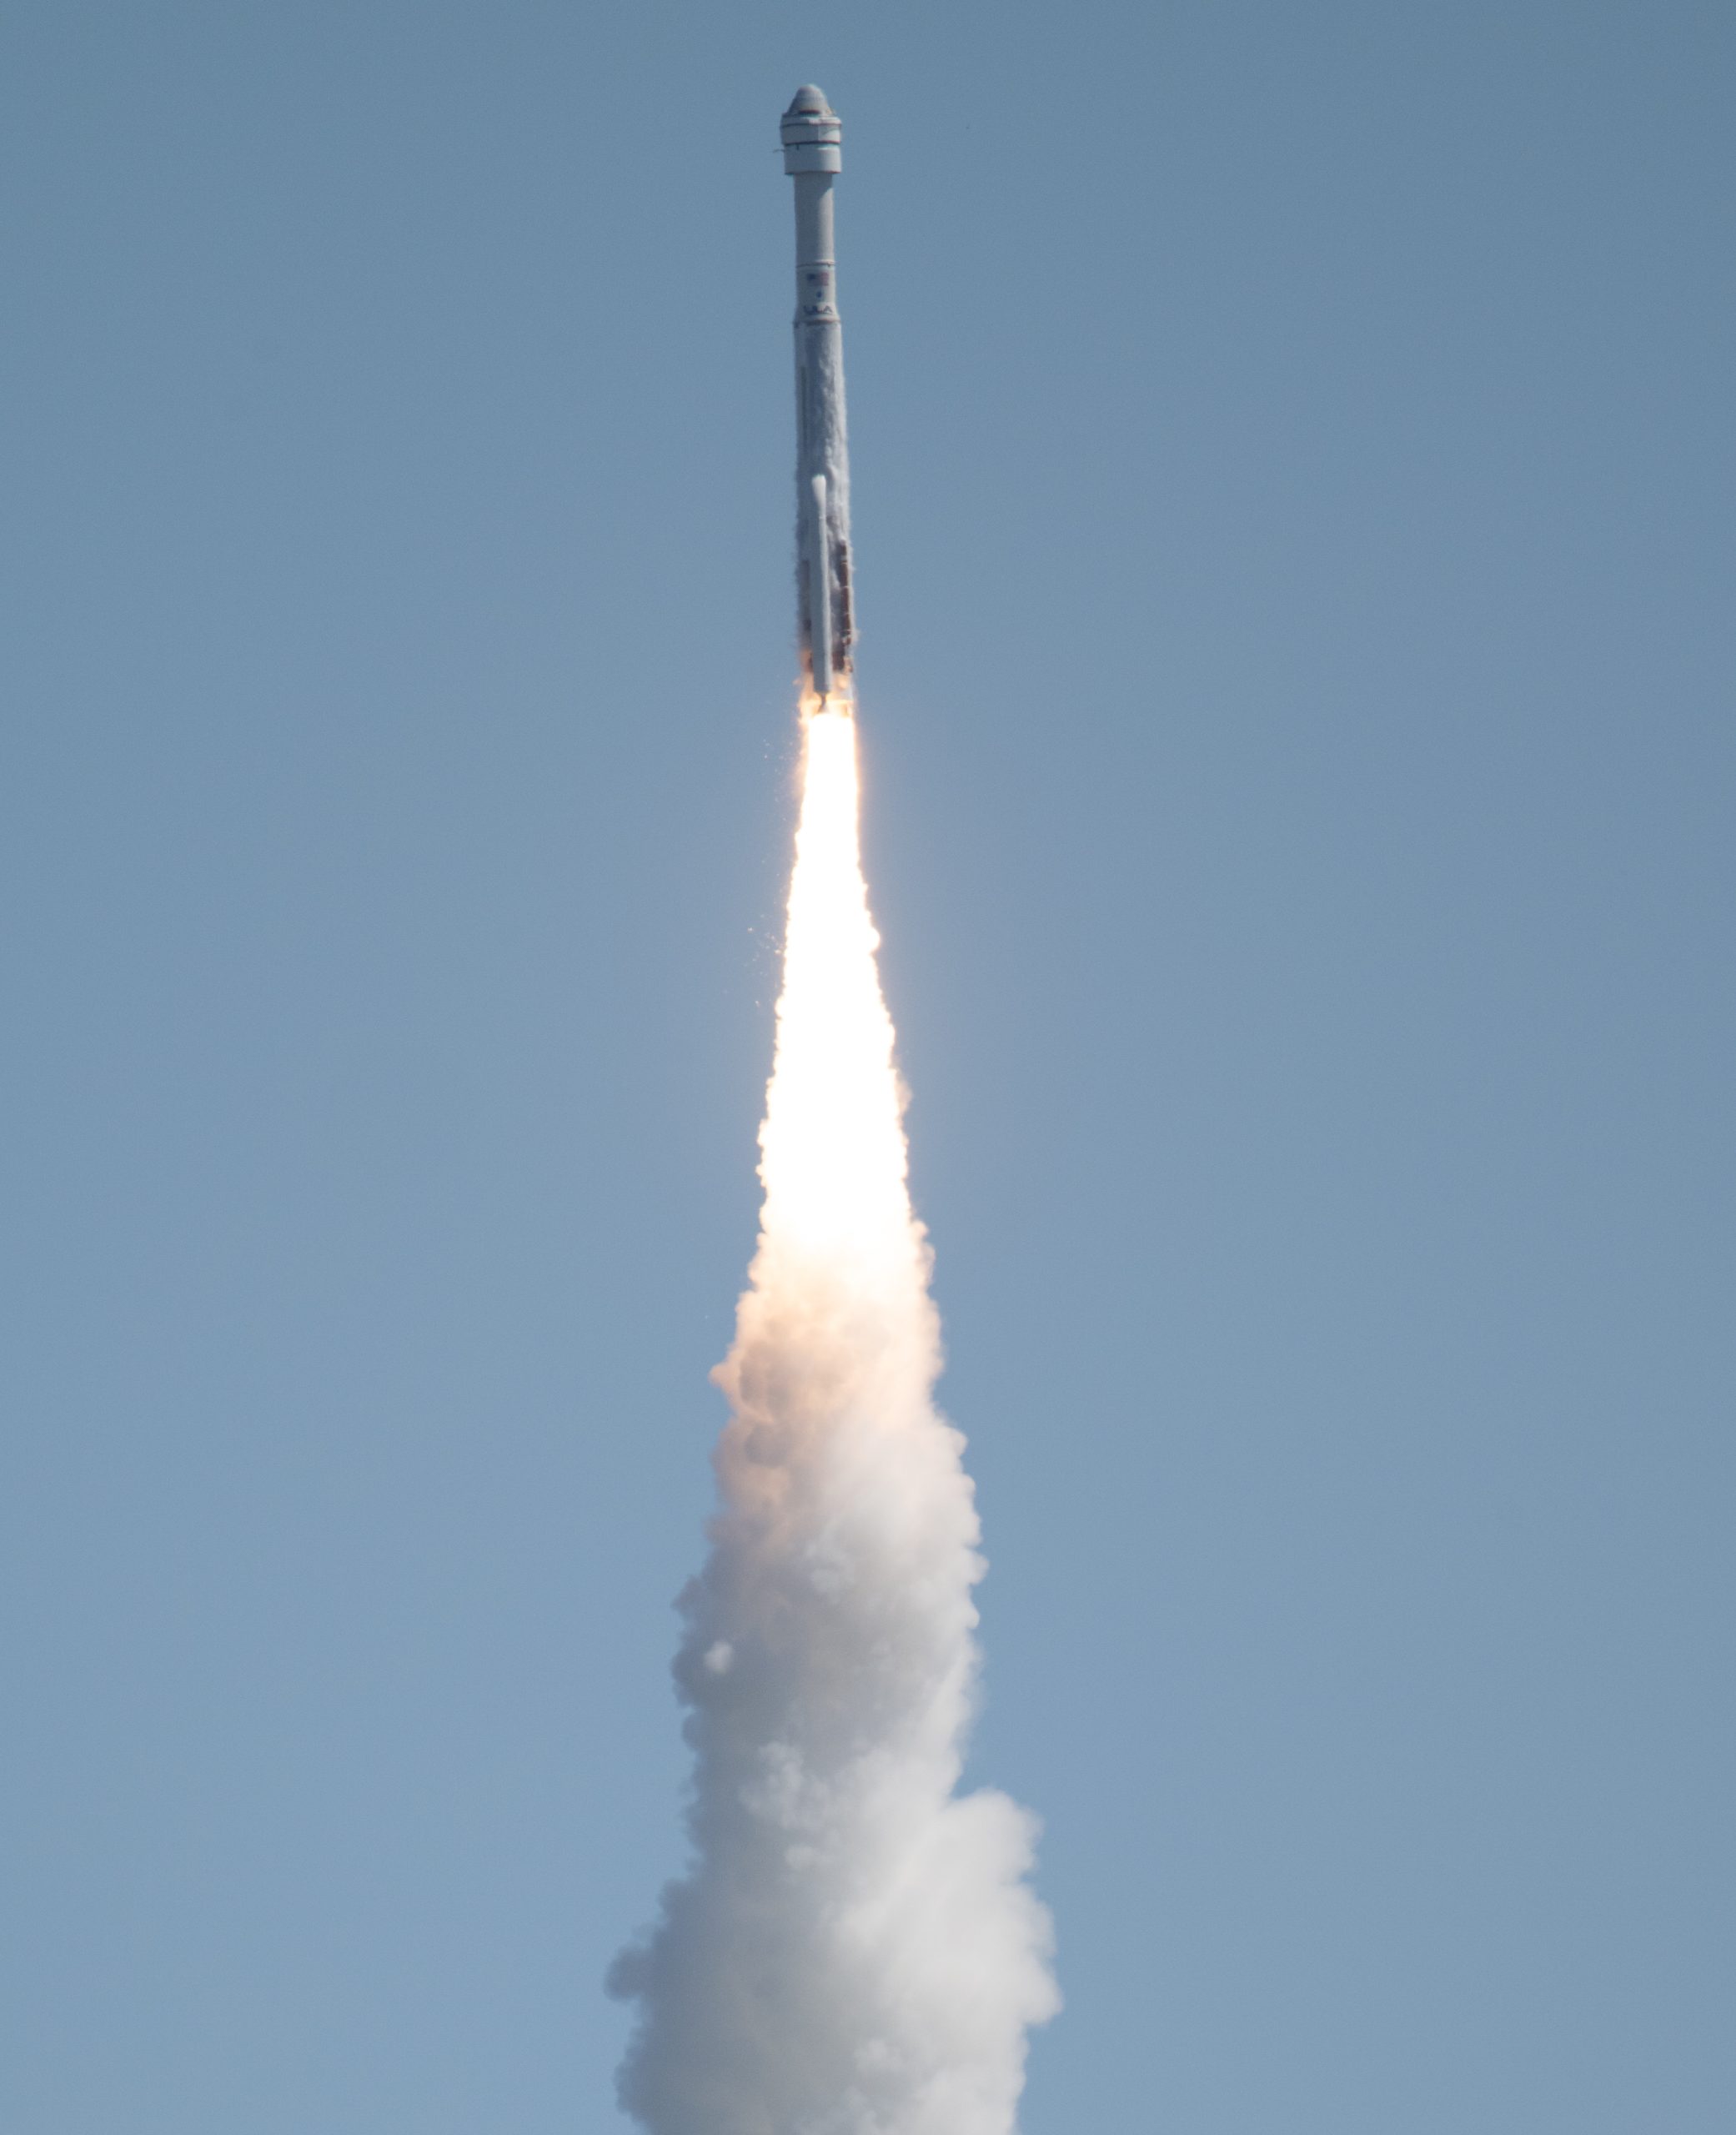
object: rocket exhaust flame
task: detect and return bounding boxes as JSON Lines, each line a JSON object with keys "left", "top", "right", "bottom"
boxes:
{"left": 608, "top": 90, "right": 1054, "bottom": 2135}
{"left": 610, "top": 710, "right": 1057, "bottom": 2134}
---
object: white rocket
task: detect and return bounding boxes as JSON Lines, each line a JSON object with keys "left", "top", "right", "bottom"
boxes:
{"left": 781, "top": 85, "right": 855, "bottom": 707}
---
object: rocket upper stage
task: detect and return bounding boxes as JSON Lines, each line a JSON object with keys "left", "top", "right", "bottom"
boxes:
{"left": 782, "top": 86, "right": 855, "bottom": 706}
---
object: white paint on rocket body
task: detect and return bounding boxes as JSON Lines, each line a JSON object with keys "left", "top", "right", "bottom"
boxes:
{"left": 781, "top": 85, "right": 854, "bottom": 703}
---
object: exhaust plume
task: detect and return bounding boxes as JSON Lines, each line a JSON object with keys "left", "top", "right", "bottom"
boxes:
{"left": 610, "top": 706, "right": 1057, "bottom": 2135}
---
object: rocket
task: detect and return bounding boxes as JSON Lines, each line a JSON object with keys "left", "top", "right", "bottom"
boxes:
{"left": 781, "top": 85, "right": 855, "bottom": 708}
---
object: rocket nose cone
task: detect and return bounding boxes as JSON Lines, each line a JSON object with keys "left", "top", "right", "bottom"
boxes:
{"left": 785, "top": 83, "right": 832, "bottom": 115}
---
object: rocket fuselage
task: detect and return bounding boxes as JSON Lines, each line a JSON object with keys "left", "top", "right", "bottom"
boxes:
{"left": 781, "top": 87, "right": 854, "bottom": 706}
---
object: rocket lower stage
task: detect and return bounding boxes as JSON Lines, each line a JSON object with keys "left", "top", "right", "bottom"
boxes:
{"left": 782, "top": 85, "right": 855, "bottom": 706}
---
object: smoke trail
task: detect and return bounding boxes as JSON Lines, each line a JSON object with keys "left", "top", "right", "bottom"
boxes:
{"left": 610, "top": 707, "right": 1056, "bottom": 2135}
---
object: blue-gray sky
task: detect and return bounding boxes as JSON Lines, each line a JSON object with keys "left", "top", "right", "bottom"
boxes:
{"left": 3, "top": 3, "right": 1731, "bottom": 2129}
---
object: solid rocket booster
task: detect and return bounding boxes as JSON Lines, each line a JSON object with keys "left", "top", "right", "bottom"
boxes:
{"left": 781, "top": 85, "right": 855, "bottom": 706}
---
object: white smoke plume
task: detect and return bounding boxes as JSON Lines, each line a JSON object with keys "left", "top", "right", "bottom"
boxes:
{"left": 610, "top": 708, "right": 1057, "bottom": 2135}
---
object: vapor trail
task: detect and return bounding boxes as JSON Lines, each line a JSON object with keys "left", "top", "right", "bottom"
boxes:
{"left": 610, "top": 706, "right": 1056, "bottom": 2135}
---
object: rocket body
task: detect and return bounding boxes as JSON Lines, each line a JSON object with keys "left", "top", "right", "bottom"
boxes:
{"left": 781, "top": 86, "right": 855, "bottom": 706}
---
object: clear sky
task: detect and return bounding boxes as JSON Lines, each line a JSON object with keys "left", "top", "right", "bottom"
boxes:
{"left": 3, "top": 2, "right": 1731, "bottom": 2130}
